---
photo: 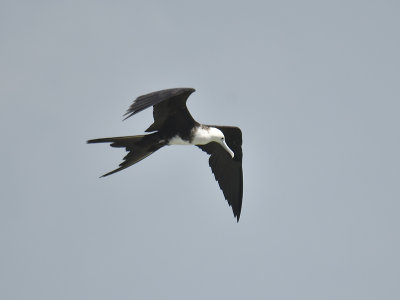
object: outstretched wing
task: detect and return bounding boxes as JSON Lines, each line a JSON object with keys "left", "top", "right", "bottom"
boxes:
{"left": 198, "top": 126, "right": 243, "bottom": 221}
{"left": 123, "top": 88, "right": 196, "bottom": 132}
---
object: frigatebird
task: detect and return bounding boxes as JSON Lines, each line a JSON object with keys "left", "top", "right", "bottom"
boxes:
{"left": 87, "top": 88, "right": 243, "bottom": 221}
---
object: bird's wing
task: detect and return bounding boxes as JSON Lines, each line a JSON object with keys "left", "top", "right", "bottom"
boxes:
{"left": 197, "top": 126, "right": 243, "bottom": 221}
{"left": 123, "top": 88, "right": 196, "bottom": 132}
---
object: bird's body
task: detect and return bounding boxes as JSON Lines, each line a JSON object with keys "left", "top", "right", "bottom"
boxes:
{"left": 87, "top": 88, "right": 243, "bottom": 221}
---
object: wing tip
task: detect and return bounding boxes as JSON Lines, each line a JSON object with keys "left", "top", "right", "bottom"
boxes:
{"left": 122, "top": 112, "right": 134, "bottom": 121}
{"left": 234, "top": 208, "right": 241, "bottom": 222}
{"left": 184, "top": 87, "right": 196, "bottom": 93}
{"left": 122, "top": 87, "right": 196, "bottom": 121}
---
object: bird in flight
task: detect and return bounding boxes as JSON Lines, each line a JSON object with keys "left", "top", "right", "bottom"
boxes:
{"left": 87, "top": 88, "right": 243, "bottom": 221}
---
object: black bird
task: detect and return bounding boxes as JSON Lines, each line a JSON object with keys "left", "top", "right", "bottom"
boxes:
{"left": 87, "top": 88, "right": 243, "bottom": 221}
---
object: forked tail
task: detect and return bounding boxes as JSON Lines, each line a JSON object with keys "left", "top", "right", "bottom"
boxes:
{"left": 87, "top": 133, "right": 164, "bottom": 177}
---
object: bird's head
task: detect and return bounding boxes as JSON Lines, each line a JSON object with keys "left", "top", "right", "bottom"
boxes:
{"left": 209, "top": 127, "right": 235, "bottom": 158}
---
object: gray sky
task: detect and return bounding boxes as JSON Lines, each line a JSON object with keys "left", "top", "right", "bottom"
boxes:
{"left": 1, "top": 0, "right": 399, "bottom": 299}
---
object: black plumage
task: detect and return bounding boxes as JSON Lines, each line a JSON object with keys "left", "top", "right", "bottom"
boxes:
{"left": 88, "top": 88, "right": 243, "bottom": 221}
{"left": 198, "top": 126, "right": 243, "bottom": 220}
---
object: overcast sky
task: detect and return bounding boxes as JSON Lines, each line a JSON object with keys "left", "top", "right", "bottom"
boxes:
{"left": 1, "top": 1, "right": 399, "bottom": 299}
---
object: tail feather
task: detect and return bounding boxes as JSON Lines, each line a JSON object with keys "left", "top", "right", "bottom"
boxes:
{"left": 87, "top": 135, "right": 145, "bottom": 147}
{"left": 87, "top": 134, "right": 163, "bottom": 177}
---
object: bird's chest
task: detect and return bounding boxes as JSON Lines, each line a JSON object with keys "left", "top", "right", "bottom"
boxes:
{"left": 166, "top": 126, "right": 212, "bottom": 146}
{"left": 168, "top": 135, "right": 192, "bottom": 145}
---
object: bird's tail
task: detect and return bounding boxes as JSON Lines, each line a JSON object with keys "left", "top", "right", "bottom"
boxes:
{"left": 87, "top": 133, "right": 164, "bottom": 177}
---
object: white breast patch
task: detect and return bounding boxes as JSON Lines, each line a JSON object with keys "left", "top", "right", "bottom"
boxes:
{"left": 168, "top": 136, "right": 191, "bottom": 145}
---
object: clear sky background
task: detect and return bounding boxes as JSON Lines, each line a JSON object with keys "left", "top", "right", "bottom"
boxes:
{"left": 1, "top": 1, "right": 399, "bottom": 299}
